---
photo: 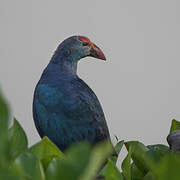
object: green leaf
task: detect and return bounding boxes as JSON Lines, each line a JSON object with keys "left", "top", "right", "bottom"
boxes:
{"left": 9, "top": 118, "right": 28, "bottom": 160}
{"left": 79, "top": 140, "right": 113, "bottom": 180}
{"left": 103, "top": 159, "right": 123, "bottom": 180}
{"left": 131, "top": 163, "right": 144, "bottom": 180}
{"left": 0, "top": 90, "right": 11, "bottom": 167}
{"left": 0, "top": 170, "right": 23, "bottom": 180}
{"left": 46, "top": 158, "right": 71, "bottom": 180}
{"left": 112, "top": 140, "right": 124, "bottom": 164}
{"left": 100, "top": 140, "right": 124, "bottom": 177}
{"left": 65, "top": 142, "right": 91, "bottom": 168}
{"left": 143, "top": 171, "right": 156, "bottom": 180}
{"left": 146, "top": 144, "right": 170, "bottom": 162}
{"left": 12, "top": 151, "right": 45, "bottom": 180}
{"left": 125, "top": 141, "right": 154, "bottom": 175}
{"left": 46, "top": 142, "right": 91, "bottom": 180}
{"left": 29, "top": 136, "right": 64, "bottom": 170}
{"left": 0, "top": 90, "right": 10, "bottom": 131}
{"left": 0, "top": 162, "right": 24, "bottom": 180}
{"left": 153, "top": 153, "right": 180, "bottom": 180}
{"left": 170, "top": 119, "right": 180, "bottom": 133}
{"left": 115, "top": 140, "right": 124, "bottom": 155}
{"left": 121, "top": 145, "right": 132, "bottom": 180}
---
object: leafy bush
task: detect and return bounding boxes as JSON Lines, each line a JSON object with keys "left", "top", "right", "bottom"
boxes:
{"left": 0, "top": 89, "right": 180, "bottom": 180}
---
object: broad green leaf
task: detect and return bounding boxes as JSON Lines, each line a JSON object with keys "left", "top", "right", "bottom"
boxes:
{"left": 0, "top": 90, "right": 10, "bottom": 130}
{"left": 79, "top": 140, "right": 113, "bottom": 180}
{"left": 121, "top": 145, "right": 132, "bottom": 180}
{"left": 131, "top": 163, "right": 144, "bottom": 180}
{"left": 146, "top": 144, "right": 170, "bottom": 162}
{"left": 46, "top": 143, "right": 91, "bottom": 180}
{"left": 153, "top": 153, "right": 180, "bottom": 180}
{"left": 143, "top": 171, "right": 156, "bottom": 180}
{"left": 170, "top": 119, "right": 180, "bottom": 133}
{"left": 0, "top": 162, "right": 26, "bottom": 180}
{"left": 99, "top": 164, "right": 108, "bottom": 177}
{"left": 103, "top": 159, "right": 123, "bottom": 180}
{"left": 0, "top": 170, "right": 23, "bottom": 180}
{"left": 0, "top": 90, "right": 11, "bottom": 167}
{"left": 29, "top": 136, "right": 64, "bottom": 170}
{"left": 9, "top": 118, "right": 28, "bottom": 159}
{"left": 46, "top": 158, "right": 72, "bottom": 180}
{"left": 65, "top": 142, "right": 91, "bottom": 168}
{"left": 112, "top": 140, "right": 124, "bottom": 164}
{"left": 115, "top": 140, "right": 124, "bottom": 155}
{"left": 100, "top": 140, "right": 124, "bottom": 176}
{"left": 13, "top": 151, "right": 45, "bottom": 180}
{"left": 125, "top": 141, "right": 154, "bottom": 175}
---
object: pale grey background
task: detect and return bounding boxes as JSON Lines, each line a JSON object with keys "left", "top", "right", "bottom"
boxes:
{"left": 1, "top": 0, "right": 180, "bottom": 166}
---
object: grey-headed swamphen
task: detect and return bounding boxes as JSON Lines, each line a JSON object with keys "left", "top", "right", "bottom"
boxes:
{"left": 33, "top": 36, "right": 111, "bottom": 151}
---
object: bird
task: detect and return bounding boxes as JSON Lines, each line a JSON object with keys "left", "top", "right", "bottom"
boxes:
{"left": 33, "top": 35, "right": 110, "bottom": 151}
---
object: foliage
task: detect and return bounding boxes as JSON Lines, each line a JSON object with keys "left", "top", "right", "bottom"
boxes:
{"left": 0, "top": 90, "right": 180, "bottom": 179}
{"left": 169, "top": 119, "right": 180, "bottom": 133}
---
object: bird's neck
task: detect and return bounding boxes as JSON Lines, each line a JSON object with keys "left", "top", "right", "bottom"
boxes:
{"left": 50, "top": 54, "right": 78, "bottom": 77}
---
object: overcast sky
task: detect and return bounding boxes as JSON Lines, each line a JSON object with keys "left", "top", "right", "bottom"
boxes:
{"left": 1, "top": 0, "right": 180, "bottom": 166}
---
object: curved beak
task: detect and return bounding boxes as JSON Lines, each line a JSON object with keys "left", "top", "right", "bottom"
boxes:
{"left": 89, "top": 44, "right": 106, "bottom": 61}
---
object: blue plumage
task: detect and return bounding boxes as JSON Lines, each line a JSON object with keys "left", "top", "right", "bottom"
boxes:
{"left": 33, "top": 36, "right": 110, "bottom": 151}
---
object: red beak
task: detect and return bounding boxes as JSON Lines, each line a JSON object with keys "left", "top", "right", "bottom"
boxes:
{"left": 89, "top": 44, "right": 106, "bottom": 61}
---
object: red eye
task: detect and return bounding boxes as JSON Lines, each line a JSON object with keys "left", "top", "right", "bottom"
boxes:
{"left": 82, "top": 42, "right": 89, "bottom": 46}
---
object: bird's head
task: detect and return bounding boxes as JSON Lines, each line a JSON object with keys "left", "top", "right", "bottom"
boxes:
{"left": 55, "top": 36, "right": 106, "bottom": 63}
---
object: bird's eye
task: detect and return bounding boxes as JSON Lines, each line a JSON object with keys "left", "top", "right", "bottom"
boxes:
{"left": 82, "top": 42, "right": 89, "bottom": 46}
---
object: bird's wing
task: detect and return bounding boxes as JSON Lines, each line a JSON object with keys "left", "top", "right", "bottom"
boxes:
{"left": 33, "top": 78, "right": 110, "bottom": 150}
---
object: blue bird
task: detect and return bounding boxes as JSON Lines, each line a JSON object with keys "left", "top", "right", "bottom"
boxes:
{"left": 33, "top": 36, "right": 110, "bottom": 151}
